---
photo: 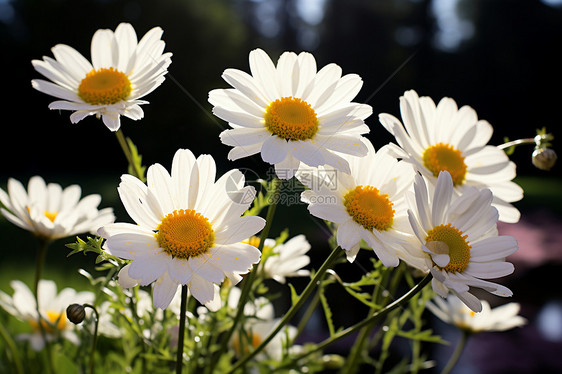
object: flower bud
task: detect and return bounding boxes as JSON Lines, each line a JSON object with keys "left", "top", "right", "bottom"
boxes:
{"left": 66, "top": 303, "right": 86, "bottom": 324}
{"left": 532, "top": 148, "right": 557, "bottom": 171}
{"left": 321, "top": 354, "right": 345, "bottom": 370}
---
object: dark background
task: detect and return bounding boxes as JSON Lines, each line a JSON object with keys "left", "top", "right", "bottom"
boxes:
{"left": 1, "top": 0, "right": 562, "bottom": 373}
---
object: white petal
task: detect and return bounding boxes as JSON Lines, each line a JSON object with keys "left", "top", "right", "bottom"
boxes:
{"left": 207, "top": 242, "right": 261, "bottom": 274}
{"left": 249, "top": 48, "right": 279, "bottom": 101}
{"left": 189, "top": 256, "right": 225, "bottom": 283}
{"left": 153, "top": 272, "right": 179, "bottom": 310}
{"left": 118, "top": 264, "right": 139, "bottom": 288}
{"left": 337, "top": 220, "right": 362, "bottom": 252}
{"left": 188, "top": 274, "right": 216, "bottom": 306}
{"left": 214, "top": 216, "right": 266, "bottom": 245}
{"left": 261, "top": 136, "right": 289, "bottom": 164}
{"left": 91, "top": 29, "right": 116, "bottom": 69}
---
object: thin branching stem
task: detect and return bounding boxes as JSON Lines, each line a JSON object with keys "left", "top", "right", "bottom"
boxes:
{"left": 115, "top": 129, "right": 144, "bottom": 181}
{"left": 441, "top": 329, "right": 470, "bottom": 374}
{"left": 227, "top": 246, "right": 343, "bottom": 374}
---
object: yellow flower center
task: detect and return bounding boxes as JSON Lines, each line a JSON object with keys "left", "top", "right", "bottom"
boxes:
{"left": 30, "top": 311, "right": 67, "bottom": 333}
{"left": 78, "top": 67, "right": 132, "bottom": 105}
{"left": 264, "top": 97, "right": 319, "bottom": 141}
{"left": 155, "top": 209, "right": 215, "bottom": 260}
{"left": 44, "top": 211, "right": 58, "bottom": 223}
{"left": 232, "top": 331, "right": 263, "bottom": 356}
{"left": 422, "top": 143, "right": 467, "bottom": 186}
{"left": 425, "top": 223, "right": 471, "bottom": 273}
{"left": 343, "top": 185, "right": 395, "bottom": 231}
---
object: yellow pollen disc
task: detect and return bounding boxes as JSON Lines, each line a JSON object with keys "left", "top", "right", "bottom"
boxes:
{"left": 264, "top": 97, "right": 319, "bottom": 141}
{"left": 44, "top": 211, "right": 58, "bottom": 223}
{"left": 30, "top": 311, "right": 67, "bottom": 333}
{"left": 78, "top": 67, "right": 132, "bottom": 105}
{"left": 244, "top": 236, "right": 271, "bottom": 256}
{"left": 422, "top": 143, "right": 468, "bottom": 186}
{"left": 425, "top": 223, "right": 471, "bottom": 273}
{"left": 155, "top": 209, "right": 215, "bottom": 260}
{"left": 232, "top": 331, "right": 263, "bottom": 356}
{"left": 343, "top": 185, "right": 395, "bottom": 231}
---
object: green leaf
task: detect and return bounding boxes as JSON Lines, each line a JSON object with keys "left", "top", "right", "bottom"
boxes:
{"left": 503, "top": 136, "right": 516, "bottom": 155}
{"left": 394, "top": 329, "right": 449, "bottom": 345}
{"left": 319, "top": 283, "right": 336, "bottom": 336}
{"left": 66, "top": 236, "right": 125, "bottom": 267}
{"left": 288, "top": 283, "right": 299, "bottom": 306}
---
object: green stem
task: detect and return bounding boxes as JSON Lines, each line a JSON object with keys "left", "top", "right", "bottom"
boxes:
{"left": 344, "top": 267, "right": 392, "bottom": 374}
{"left": 0, "top": 318, "right": 24, "bottom": 374}
{"left": 441, "top": 330, "right": 470, "bottom": 374}
{"left": 115, "top": 129, "right": 144, "bottom": 181}
{"left": 209, "top": 178, "right": 281, "bottom": 374}
{"left": 33, "top": 238, "right": 50, "bottom": 298}
{"left": 83, "top": 304, "right": 99, "bottom": 374}
{"left": 33, "top": 238, "right": 55, "bottom": 374}
{"left": 176, "top": 285, "right": 189, "bottom": 374}
{"left": 280, "top": 274, "right": 433, "bottom": 369}
{"left": 227, "top": 246, "right": 343, "bottom": 374}
{"left": 292, "top": 290, "right": 321, "bottom": 344}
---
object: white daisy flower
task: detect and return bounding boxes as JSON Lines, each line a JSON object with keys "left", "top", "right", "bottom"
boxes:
{"left": 31, "top": 23, "right": 172, "bottom": 131}
{"left": 427, "top": 295, "right": 526, "bottom": 333}
{"left": 98, "top": 149, "right": 266, "bottom": 310}
{"left": 379, "top": 90, "right": 523, "bottom": 223}
{"left": 262, "top": 234, "right": 311, "bottom": 283}
{"left": 0, "top": 280, "right": 93, "bottom": 351}
{"left": 408, "top": 171, "right": 519, "bottom": 312}
{"left": 296, "top": 139, "right": 420, "bottom": 268}
{"left": 0, "top": 176, "right": 115, "bottom": 241}
{"left": 209, "top": 48, "right": 372, "bottom": 179}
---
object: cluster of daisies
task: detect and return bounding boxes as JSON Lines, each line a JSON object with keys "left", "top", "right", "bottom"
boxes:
{"left": 0, "top": 22, "right": 524, "bottom": 353}
{"left": 207, "top": 48, "right": 522, "bottom": 313}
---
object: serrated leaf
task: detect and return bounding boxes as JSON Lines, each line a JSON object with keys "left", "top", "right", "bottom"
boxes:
{"left": 319, "top": 284, "right": 336, "bottom": 336}
{"left": 395, "top": 329, "right": 448, "bottom": 345}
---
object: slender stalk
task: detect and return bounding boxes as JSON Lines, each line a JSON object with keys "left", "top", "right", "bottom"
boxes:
{"left": 497, "top": 137, "right": 536, "bottom": 150}
{"left": 227, "top": 246, "right": 343, "bottom": 374}
{"left": 33, "top": 238, "right": 55, "bottom": 374}
{"left": 441, "top": 330, "right": 470, "bottom": 374}
{"left": 277, "top": 274, "right": 433, "bottom": 370}
{"left": 344, "top": 267, "right": 392, "bottom": 374}
{"left": 0, "top": 319, "right": 24, "bottom": 374}
{"left": 33, "top": 238, "right": 50, "bottom": 298}
{"left": 209, "top": 178, "right": 281, "bottom": 373}
{"left": 292, "top": 290, "right": 321, "bottom": 343}
{"left": 83, "top": 304, "right": 99, "bottom": 374}
{"left": 115, "top": 129, "right": 144, "bottom": 181}
{"left": 176, "top": 285, "right": 189, "bottom": 374}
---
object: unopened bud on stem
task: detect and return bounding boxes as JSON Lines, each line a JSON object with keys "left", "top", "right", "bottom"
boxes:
{"left": 532, "top": 148, "right": 557, "bottom": 171}
{"left": 66, "top": 303, "right": 86, "bottom": 324}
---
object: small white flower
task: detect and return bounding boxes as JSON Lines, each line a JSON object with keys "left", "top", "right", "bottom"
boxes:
{"left": 408, "top": 171, "right": 518, "bottom": 312}
{"left": 379, "top": 90, "right": 523, "bottom": 223}
{"left": 427, "top": 295, "right": 526, "bottom": 333}
{"left": 297, "top": 139, "right": 420, "bottom": 268}
{"left": 260, "top": 234, "right": 311, "bottom": 283}
{"left": 99, "top": 149, "right": 266, "bottom": 310}
{"left": 31, "top": 23, "right": 172, "bottom": 131}
{"left": 0, "top": 176, "right": 115, "bottom": 241}
{"left": 0, "top": 280, "right": 93, "bottom": 351}
{"left": 209, "top": 48, "right": 372, "bottom": 179}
